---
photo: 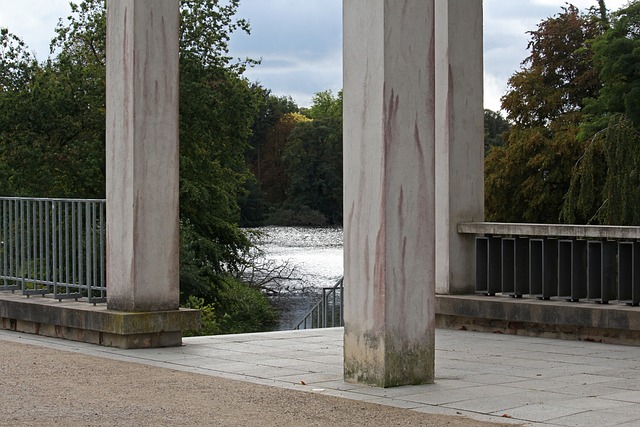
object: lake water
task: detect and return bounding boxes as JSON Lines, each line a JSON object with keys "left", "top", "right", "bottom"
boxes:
{"left": 251, "top": 226, "right": 343, "bottom": 330}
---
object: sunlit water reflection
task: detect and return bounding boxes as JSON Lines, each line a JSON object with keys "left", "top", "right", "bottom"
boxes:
{"left": 250, "top": 226, "right": 343, "bottom": 330}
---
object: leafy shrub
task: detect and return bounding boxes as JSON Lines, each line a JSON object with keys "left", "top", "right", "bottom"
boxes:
{"left": 216, "top": 276, "right": 279, "bottom": 334}
{"left": 182, "top": 295, "right": 221, "bottom": 337}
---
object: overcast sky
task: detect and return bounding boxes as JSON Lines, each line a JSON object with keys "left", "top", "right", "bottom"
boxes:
{"left": 0, "top": 0, "right": 630, "bottom": 110}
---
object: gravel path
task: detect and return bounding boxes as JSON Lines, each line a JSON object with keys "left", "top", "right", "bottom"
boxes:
{"left": 0, "top": 339, "right": 504, "bottom": 426}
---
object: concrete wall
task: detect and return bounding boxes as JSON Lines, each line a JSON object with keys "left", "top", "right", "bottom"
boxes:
{"left": 343, "top": 0, "right": 436, "bottom": 387}
{"left": 106, "top": 0, "right": 180, "bottom": 312}
{"left": 435, "top": 0, "right": 484, "bottom": 295}
{"left": 437, "top": 294, "right": 640, "bottom": 346}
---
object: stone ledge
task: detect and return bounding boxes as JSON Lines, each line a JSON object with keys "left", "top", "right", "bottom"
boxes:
{"left": 436, "top": 294, "right": 640, "bottom": 345}
{"left": 457, "top": 221, "right": 640, "bottom": 240}
{"left": 0, "top": 292, "right": 199, "bottom": 349}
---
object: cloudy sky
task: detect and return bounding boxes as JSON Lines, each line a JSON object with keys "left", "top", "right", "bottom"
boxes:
{"left": 0, "top": 0, "right": 630, "bottom": 110}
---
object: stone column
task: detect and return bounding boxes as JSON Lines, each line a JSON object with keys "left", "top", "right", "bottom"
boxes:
{"left": 435, "top": 0, "right": 484, "bottom": 295}
{"left": 106, "top": 0, "right": 180, "bottom": 312}
{"left": 343, "top": 0, "right": 436, "bottom": 387}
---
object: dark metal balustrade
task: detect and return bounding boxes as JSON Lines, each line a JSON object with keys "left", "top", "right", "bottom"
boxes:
{"left": 465, "top": 223, "right": 640, "bottom": 306}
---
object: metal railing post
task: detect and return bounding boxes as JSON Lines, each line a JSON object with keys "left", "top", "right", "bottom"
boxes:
{"left": 294, "top": 277, "right": 345, "bottom": 330}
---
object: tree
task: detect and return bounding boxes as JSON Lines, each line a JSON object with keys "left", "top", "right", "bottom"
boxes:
{"left": 501, "top": 5, "right": 603, "bottom": 127}
{"left": 484, "top": 109, "right": 510, "bottom": 155}
{"left": 258, "top": 112, "right": 311, "bottom": 205}
{"left": 244, "top": 87, "right": 298, "bottom": 187}
{"left": 0, "top": 28, "right": 36, "bottom": 91}
{"left": 0, "top": 0, "right": 278, "bottom": 332}
{"left": 485, "top": 121, "right": 583, "bottom": 223}
{"left": 0, "top": 29, "right": 39, "bottom": 195}
{"left": 562, "top": 1, "right": 640, "bottom": 225}
{"left": 485, "top": 5, "right": 605, "bottom": 223}
{"left": 583, "top": 1, "right": 640, "bottom": 128}
{"left": 46, "top": 0, "right": 260, "bottom": 270}
{"left": 0, "top": 16, "right": 105, "bottom": 198}
{"left": 282, "top": 90, "right": 343, "bottom": 225}
{"left": 302, "top": 89, "right": 343, "bottom": 121}
{"left": 239, "top": 87, "right": 299, "bottom": 226}
{"left": 283, "top": 118, "right": 343, "bottom": 224}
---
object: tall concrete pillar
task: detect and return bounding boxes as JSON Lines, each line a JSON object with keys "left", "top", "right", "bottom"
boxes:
{"left": 343, "top": 0, "right": 436, "bottom": 387}
{"left": 106, "top": 0, "right": 180, "bottom": 312}
{"left": 435, "top": 0, "right": 484, "bottom": 295}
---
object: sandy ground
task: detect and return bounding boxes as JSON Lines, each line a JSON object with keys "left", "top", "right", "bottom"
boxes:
{"left": 0, "top": 339, "right": 506, "bottom": 426}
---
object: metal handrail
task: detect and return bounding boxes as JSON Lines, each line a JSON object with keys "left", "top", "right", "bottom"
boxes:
{"left": 294, "top": 277, "right": 344, "bottom": 330}
{"left": 0, "top": 197, "right": 106, "bottom": 303}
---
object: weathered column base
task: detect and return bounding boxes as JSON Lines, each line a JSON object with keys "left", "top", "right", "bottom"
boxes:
{"left": 0, "top": 293, "right": 199, "bottom": 349}
{"left": 344, "top": 330, "right": 435, "bottom": 388}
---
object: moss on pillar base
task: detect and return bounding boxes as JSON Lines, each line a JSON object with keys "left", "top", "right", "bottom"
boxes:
{"left": 383, "top": 332, "right": 435, "bottom": 387}
{"left": 344, "top": 329, "right": 434, "bottom": 388}
{"left": 0, "top": 293, "right": 200, "bottom": 349}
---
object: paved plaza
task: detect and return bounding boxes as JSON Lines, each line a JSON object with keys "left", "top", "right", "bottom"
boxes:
{"left": 1, "top": 327, "right": 639, "bottom": 426}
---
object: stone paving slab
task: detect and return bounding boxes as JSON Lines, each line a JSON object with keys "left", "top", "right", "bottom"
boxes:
{"left": 1, "top": 327, "right": 640, "bottom": 426}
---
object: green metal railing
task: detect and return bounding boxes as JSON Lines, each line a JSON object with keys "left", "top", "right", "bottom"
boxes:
{"left": 0, "top": 197, "right": 106, "bottom": 303}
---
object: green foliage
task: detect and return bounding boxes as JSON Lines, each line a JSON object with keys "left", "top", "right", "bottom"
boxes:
{"left": 302, "top": 90, "right": 343, "bottom": 121}
{"left": 559, "top": 129, "right": 607, "bottom": 224}
{"left": 561, "top": 2, "right": 640, "bottom": 225}
{"left": 240, "top": 87, "right": 298, "bottom": 226}
{"left": 237, "top": 176, "right": 270, "bottom": 227}
{"left": 283, "top": 117, "right": 343, "bottom": 224}
{"left": 180, "top": 0, "right": 254, "bottom": 71}
{"left": 491, "top": 0, "right": 640, "bottom": 226}
{"left": 246, "top": 87, "right": 299, "bottom": 167}
{"left": 583, "top": 2, "right": 640, "bottom": 129}
{"left": 282, "top": 91, "right": 343, "bottom": 225}
{"left": 0, "top": 27, "right": 105, "bottom": 198}
{"left": 182, "top": 295, "right": 221, "bottom": 337}
{"left": 1, "top": 4, "right": 107, "bottom": 198}
{"left": 1, "top": 0, "right": 278, "bottom": 333}
{"left": 484, "top": 109, "right": 510, "bottom": 155}
{"left": 563, "top": 115, "right": 640, "bottom": 225}
{"left": 215, "top": 275, "right": 278, "bottom": 334}
{"left": 241, "top": 89, "right": 343, "bottom": 226}
{"left": 179, "top": 221, "right": 277, "bottom": 334}
{"left": 182, "top": 283, "right": 278, "bottom": 336}
{"left": 501, "top": 5, "right": 602, "bottom": 127}
{"left": 51, "top": 0, "right": 106, "bottom": 66}
{"left": 179, "top": 220, "right": 222, "bottom": 303}
{"left": 600, "top": 116, "right": 640, "bottom": 224}
{"left": 178, "top": 62, "right": 256, "bottom": 269}
{"left": 486, "top": 5, "right": 604, "bottom": 223}
{"left": 257, "top": 112, "right": 310, "bottom": 205}
{"left": 485, "top": 122, "right": 583, "bottom": 223}
{"left": 0, "top": 28, "right": 36, "bottom": 91}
